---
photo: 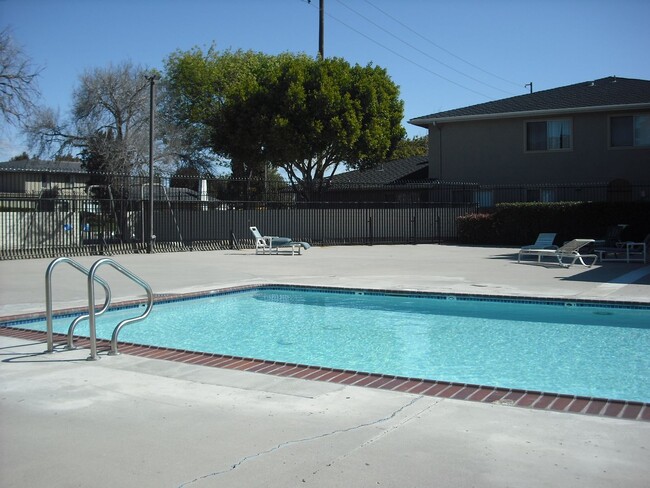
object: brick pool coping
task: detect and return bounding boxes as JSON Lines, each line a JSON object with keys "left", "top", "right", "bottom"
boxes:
{"left": 1, "top": 325, "right": 648, "bottom": 422}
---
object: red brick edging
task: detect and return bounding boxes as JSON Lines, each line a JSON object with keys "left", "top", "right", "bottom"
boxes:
{"left": 1, "top": 326, "right": 647, "bottom": 422}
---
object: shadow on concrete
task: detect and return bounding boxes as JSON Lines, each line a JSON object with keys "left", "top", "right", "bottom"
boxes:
{"left": 560, "top": 265, "right": 650, "bottom": 285}
{"left": 489, "top": 251, "right": 650, "bottom": 285}
{"left": 0, "top": 341, "right": 92, "bottom": 363}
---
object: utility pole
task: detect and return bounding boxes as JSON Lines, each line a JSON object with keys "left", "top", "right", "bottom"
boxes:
{"left": 147, "top": 75, "right": 156, "bottom": 254}
{"left": 319, "top": 0, "right": 324, "bottom": 58}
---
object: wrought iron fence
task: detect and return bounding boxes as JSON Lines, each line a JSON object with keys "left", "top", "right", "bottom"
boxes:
{"left": 0, "top": 195, "right": 474, "bottom": 259}
{"left": 1, "top": 168, "right": 648, "bottom": 260}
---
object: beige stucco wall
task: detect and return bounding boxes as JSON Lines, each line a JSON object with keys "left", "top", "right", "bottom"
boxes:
{"left": 427, "top": 110, "right": 650, "bottom": 184}
{"left": 0, "top": 171, "right": 89, "bottom": 195}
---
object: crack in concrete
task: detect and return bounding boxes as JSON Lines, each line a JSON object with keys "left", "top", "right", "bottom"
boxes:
{"left": 306, "top": 398, "right": 438, "bottom": 481}
{"left": 177, "top": 395, "right": 424, "bottom": 487}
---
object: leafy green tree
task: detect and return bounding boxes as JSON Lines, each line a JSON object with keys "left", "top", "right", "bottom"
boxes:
{"left": 80, "top": 130, "right": 130, "bottom": 175}
{"left": 78, "top": 130, "right": 138, "bottom": 241}
{"left": 9, "top": 151, "right": 30, "bottom": 161}
{"left": 163, "top": 47, "right": 273, "bottom": 182}
{"left": 163, "top": 48, "right": 405, "bottom": 199}
{"left": 390, "top": 134, "right": 428, "bottom": 160}
{"left": 54, "top": 153, "right": 81, "bottom": 162}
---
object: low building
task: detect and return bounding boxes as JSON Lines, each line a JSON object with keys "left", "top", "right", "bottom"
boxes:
{"left": 0, "top": 159, "right": 89, "bottom": 196}
{"left": 325, "top": 155, "right": 435, "bottom": 203}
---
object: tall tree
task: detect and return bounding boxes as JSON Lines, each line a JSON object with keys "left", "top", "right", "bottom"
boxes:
{"left": 163, "top": 47, "right": 270, "bottom": 180}
{"left": 164, "top": 48, "right": 405, "bottom": 199}
{"left": 0, "top": 27, "right": 41, "bottom": 128}
{"left": 25, "top": 61, "right": 171, "bottom": 174}
{"left": 265, "top": 56, "right": 405, "bottom": 197}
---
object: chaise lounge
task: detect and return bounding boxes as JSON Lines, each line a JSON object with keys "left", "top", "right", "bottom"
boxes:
{"left": 595, "top": 234, "right": 650, "bottom": 264}
{"left": 593, "top": 224, "right": 628, "bottom": 248}
{"left": 518, "top": 238, "right": 598, "bottom": 268}
{"left": 519, "top": 233, "right": 557, "bottom": 251}
{"left": 250, "top": 226, "right": 311, "bottom": 255}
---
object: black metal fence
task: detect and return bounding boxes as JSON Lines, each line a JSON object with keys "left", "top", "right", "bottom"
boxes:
{"left": 1, "top": 168, "right": 648, "bottom": 260}
{"left": 323, "top": 180, "right": 650, "bottom": 207}
{"left": 0, "top": 196, "right": 474, "bottom": 259}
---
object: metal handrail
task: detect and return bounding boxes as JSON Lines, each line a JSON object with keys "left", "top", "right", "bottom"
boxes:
{"left": 45, "top": 257, "right": 111, "bottom": 354}
{"left": 67, "top": 302, "right": 111, "bottom": 350}
{"left": 87, "top": 258, "right": 153, "bottom": 359}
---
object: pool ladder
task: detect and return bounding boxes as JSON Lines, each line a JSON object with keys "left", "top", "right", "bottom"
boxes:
{"left": 45, "top": 257, "right": 154, "bottom": 360}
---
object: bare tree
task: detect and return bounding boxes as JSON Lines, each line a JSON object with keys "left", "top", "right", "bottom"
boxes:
{"left": 24, "top": 105, "right": 83, "bottom": 156}
{"left": 0, "top": 27, "right": 42, "bottom": 128}
{"left": 25, "top": 61, "right": 165, "bottom": 173}
{"left": 73, "top": 63, "right": 149, "bottom": 139}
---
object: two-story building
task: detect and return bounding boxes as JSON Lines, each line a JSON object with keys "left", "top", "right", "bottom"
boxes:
{"left": 409, "top": 76, "right": 650, "bottom": 187}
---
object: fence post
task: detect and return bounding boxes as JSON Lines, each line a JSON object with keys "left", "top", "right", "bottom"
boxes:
{"left": 410, "top": 213, "right": 417, "bottom": 245}
{"left": 321, "top": 205, "right": 325, "bottom": 245}
{"left": 367, "top": 214, "right": 373, "bottom": 246}
{"left": 436, "top": 214, "right": 441, "bottom": 244}
{"left": 229, "top": 205, "right": 235, "bottom": 249}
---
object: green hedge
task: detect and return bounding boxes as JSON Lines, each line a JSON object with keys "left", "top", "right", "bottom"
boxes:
{"left": 457, "top": 202, "right": 650, "bottom": 245}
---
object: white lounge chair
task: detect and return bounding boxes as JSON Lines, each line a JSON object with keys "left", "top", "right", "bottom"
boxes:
{"left": 250, "top": 226, "right": 311, "bottom": 255}
{"left": 520, "top": 233, "right": 557, "bottom": 251}
{"left": 518, "top": 238, "right": 598, "bottom": 267}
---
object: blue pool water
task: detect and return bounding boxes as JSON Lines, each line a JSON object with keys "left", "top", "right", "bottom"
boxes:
{"left": 7, "top": 287, "right": 650, "bottom": 402}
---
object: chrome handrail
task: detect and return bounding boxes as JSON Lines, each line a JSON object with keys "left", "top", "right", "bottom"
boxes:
{"left": 86, "top": 258, "right": 153, "bottom": 359}
{"left": 45, "top": 257, "right": 111, "bottom": 354}
{"left": 67, "top": 301, "right": 111, "bottom": 350}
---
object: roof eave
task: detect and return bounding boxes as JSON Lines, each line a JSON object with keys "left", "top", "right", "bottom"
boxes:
{"left": 408, "top": 102, "right": 650, "bottom": 127}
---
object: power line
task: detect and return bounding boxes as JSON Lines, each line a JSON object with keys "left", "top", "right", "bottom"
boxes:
{"left": 335, "top": 0, "right": 516, "bottom": 96}
{"left": 302, "top": 0, "right": 495, "bottom": 99}
{"left": 361, "top": 0, "right": 523, "bottom": 89}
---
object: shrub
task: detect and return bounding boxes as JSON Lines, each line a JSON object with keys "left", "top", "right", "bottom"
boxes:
{"left": 457, "top": 213, "right": 495, "bottom": 244}
{"left": 457, "top": 202, "right": 650, "bottom": 245}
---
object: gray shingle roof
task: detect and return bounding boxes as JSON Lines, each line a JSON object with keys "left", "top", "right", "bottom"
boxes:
{"left": 0, "top": 159, "right": 85, "bottom": 173}
{"left": 329, "top": 155, "right": 429, "bottom": 186}
{"left": 410, "top": 77, "right": 650, "bottom": 126}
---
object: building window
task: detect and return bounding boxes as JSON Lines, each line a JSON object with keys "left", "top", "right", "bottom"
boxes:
{"left": 610, "top": 115, "right": 650, "bottom": 147}
{"left": 526, "top": 189, "right": 539, "bottom": 202}
{"left": 525, "top": 188, "right": 555, "bottom": 202}
{"left": 526, "top": 119, "right": 572, "bottom": 151}
{"left": 474, "top": 190, "right": 493, "bottom": 208}
{"left": 541, "top": 189, "right": 556, "bottom": 202}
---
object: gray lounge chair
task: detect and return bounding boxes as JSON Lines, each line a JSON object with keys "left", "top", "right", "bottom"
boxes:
{"left": 593, "top": 224, "right": 627, "bottom": 248}
{"left": 250, "top": 226, "right": 311, "bottom": 255}
{"left": 518, "top": 238, "right": 598, "bottom": 267}
{"left": 595, "top": 233, "right": 649, "bottom": 264}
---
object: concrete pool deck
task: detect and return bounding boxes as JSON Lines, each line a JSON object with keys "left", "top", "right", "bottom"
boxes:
{"left": 1, "top": 244, "right": 649, "bottom": 487}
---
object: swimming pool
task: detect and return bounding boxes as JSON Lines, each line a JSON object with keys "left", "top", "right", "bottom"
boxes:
{"left": 4, "top": 286, "right": 650, "bottom": 403}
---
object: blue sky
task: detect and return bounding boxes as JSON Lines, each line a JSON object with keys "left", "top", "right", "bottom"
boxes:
{"left": 1, "top": 0, "right": 649, "bottom": 162}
